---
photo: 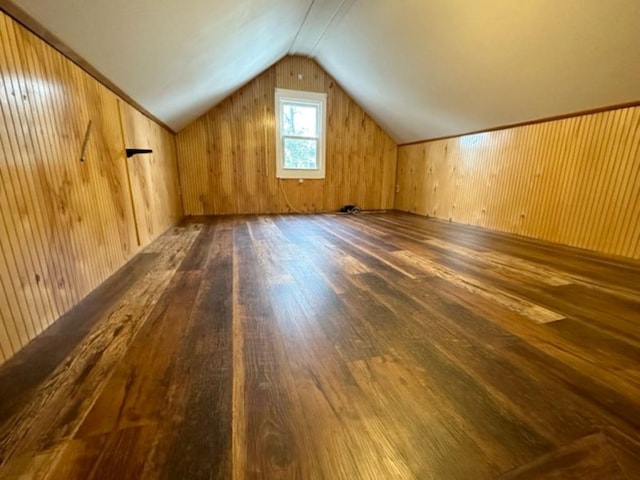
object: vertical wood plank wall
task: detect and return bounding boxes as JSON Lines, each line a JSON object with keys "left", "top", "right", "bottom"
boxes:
{"left": 176, "top": 56, "right": 397, "bottom": 215}
{"left": 120, "top": 102, "right": 182, "bottom": 246}
{"left": 0, "top": 12, "right": 182, "bottom": 364}
{"left": 396, "top": 105, "right": 640, "bottom": 259}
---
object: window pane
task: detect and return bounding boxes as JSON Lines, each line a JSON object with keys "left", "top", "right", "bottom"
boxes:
{"left": 283, "top": 138, "right": 318, "bottom": 170}
{"left": 281, "top": 103, "right": 318, "bottom": 136}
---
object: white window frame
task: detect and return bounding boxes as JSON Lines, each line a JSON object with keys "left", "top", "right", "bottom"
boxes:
{"left": 275, "top": 88, "right": 327, "bottom": 179}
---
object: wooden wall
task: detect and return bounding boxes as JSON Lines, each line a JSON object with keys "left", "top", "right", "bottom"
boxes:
{"left": 396, "top": 105, "right": 640, "bottom": 259}
{"left": 0, "top": 11, "right": 182, "bottom": 364}
{"left": 120, "top": 102, "right": 182, "bottom": 246}
{"left": 176, "top": 56, "right": 397, "bottom": 215}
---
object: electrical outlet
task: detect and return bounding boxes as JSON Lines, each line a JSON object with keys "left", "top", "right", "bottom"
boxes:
{"left": 299, "top": 178, "right": 304, "bottom": 183}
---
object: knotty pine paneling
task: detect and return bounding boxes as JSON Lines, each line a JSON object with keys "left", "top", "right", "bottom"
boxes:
{"left": 396, "top": 105, "right": 640, "bottom": 259}
{"left": 176, "top": 56, "right": 397, "bottom": 215}
{"left": 120, "top": 102, "right": 182, "bottom": 246}
{"left": 0, "top": 11, "right": 182, "bottom": 364}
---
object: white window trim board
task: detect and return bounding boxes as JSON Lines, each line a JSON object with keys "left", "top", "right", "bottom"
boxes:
{"left": 275, "top": 88, "right": 327, "bottom": 179}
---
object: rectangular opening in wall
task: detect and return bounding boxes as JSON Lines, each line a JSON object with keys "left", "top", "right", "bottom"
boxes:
{"left": 275, "top": 88, "right": 327, "bottom": 179}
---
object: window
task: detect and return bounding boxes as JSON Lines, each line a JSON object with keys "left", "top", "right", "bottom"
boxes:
{"left": 275, "top": 88, "right": 327, "bottom": 179}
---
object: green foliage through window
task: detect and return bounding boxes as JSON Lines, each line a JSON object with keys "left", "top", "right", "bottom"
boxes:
{"left": 284, "top": 138, "right": 317, "bottom": 169}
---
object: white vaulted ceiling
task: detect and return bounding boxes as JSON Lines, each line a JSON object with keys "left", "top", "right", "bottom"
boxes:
{"left": 6, "top": 0, "right": 640, "bottom": 143}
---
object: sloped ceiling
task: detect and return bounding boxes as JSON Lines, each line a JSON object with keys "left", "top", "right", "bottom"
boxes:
{"left": 5, "top": 0, "right": 640, "bottom": 143}
{"left": 316, "top": 0, "right": 640, "bottom": 143}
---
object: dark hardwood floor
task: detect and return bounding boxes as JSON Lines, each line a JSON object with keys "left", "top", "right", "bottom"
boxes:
{"left": 1, "top": 211, "right": 639, "bottom": 479}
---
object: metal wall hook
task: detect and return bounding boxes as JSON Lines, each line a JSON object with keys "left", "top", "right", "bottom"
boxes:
{"left": 126, "top": 148, "right": 153, "bottom": 158}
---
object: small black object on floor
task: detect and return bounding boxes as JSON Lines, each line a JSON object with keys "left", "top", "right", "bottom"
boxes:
{"left": 338, "top": 204, "right": 361, "bottom": 214}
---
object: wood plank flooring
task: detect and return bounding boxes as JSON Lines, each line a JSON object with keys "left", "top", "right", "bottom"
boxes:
{"left": 0, "top": 211, "right": 639, "bottom": 479}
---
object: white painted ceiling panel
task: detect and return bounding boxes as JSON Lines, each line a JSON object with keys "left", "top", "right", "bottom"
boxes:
{"left": 10, "top": 0, "right": 315, "bottom": 130}
{"left": 7, "top": 0, "right": 640, "bottom": 142}
{"left": 289, "top": 0, "right": 355, "bottom": 56}
{"left": 315, "top": 0, "right": 640, "bottom": 143}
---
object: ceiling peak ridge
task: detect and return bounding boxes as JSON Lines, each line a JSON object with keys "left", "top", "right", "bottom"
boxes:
{"left": 288, "top": 0, "right": 356, "bottom": 57}
{"left": 288, "top": 0, "right": 317, "bottom": 54}
{"left": 308, "top": 0, "right": 355, "bottom": 57}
